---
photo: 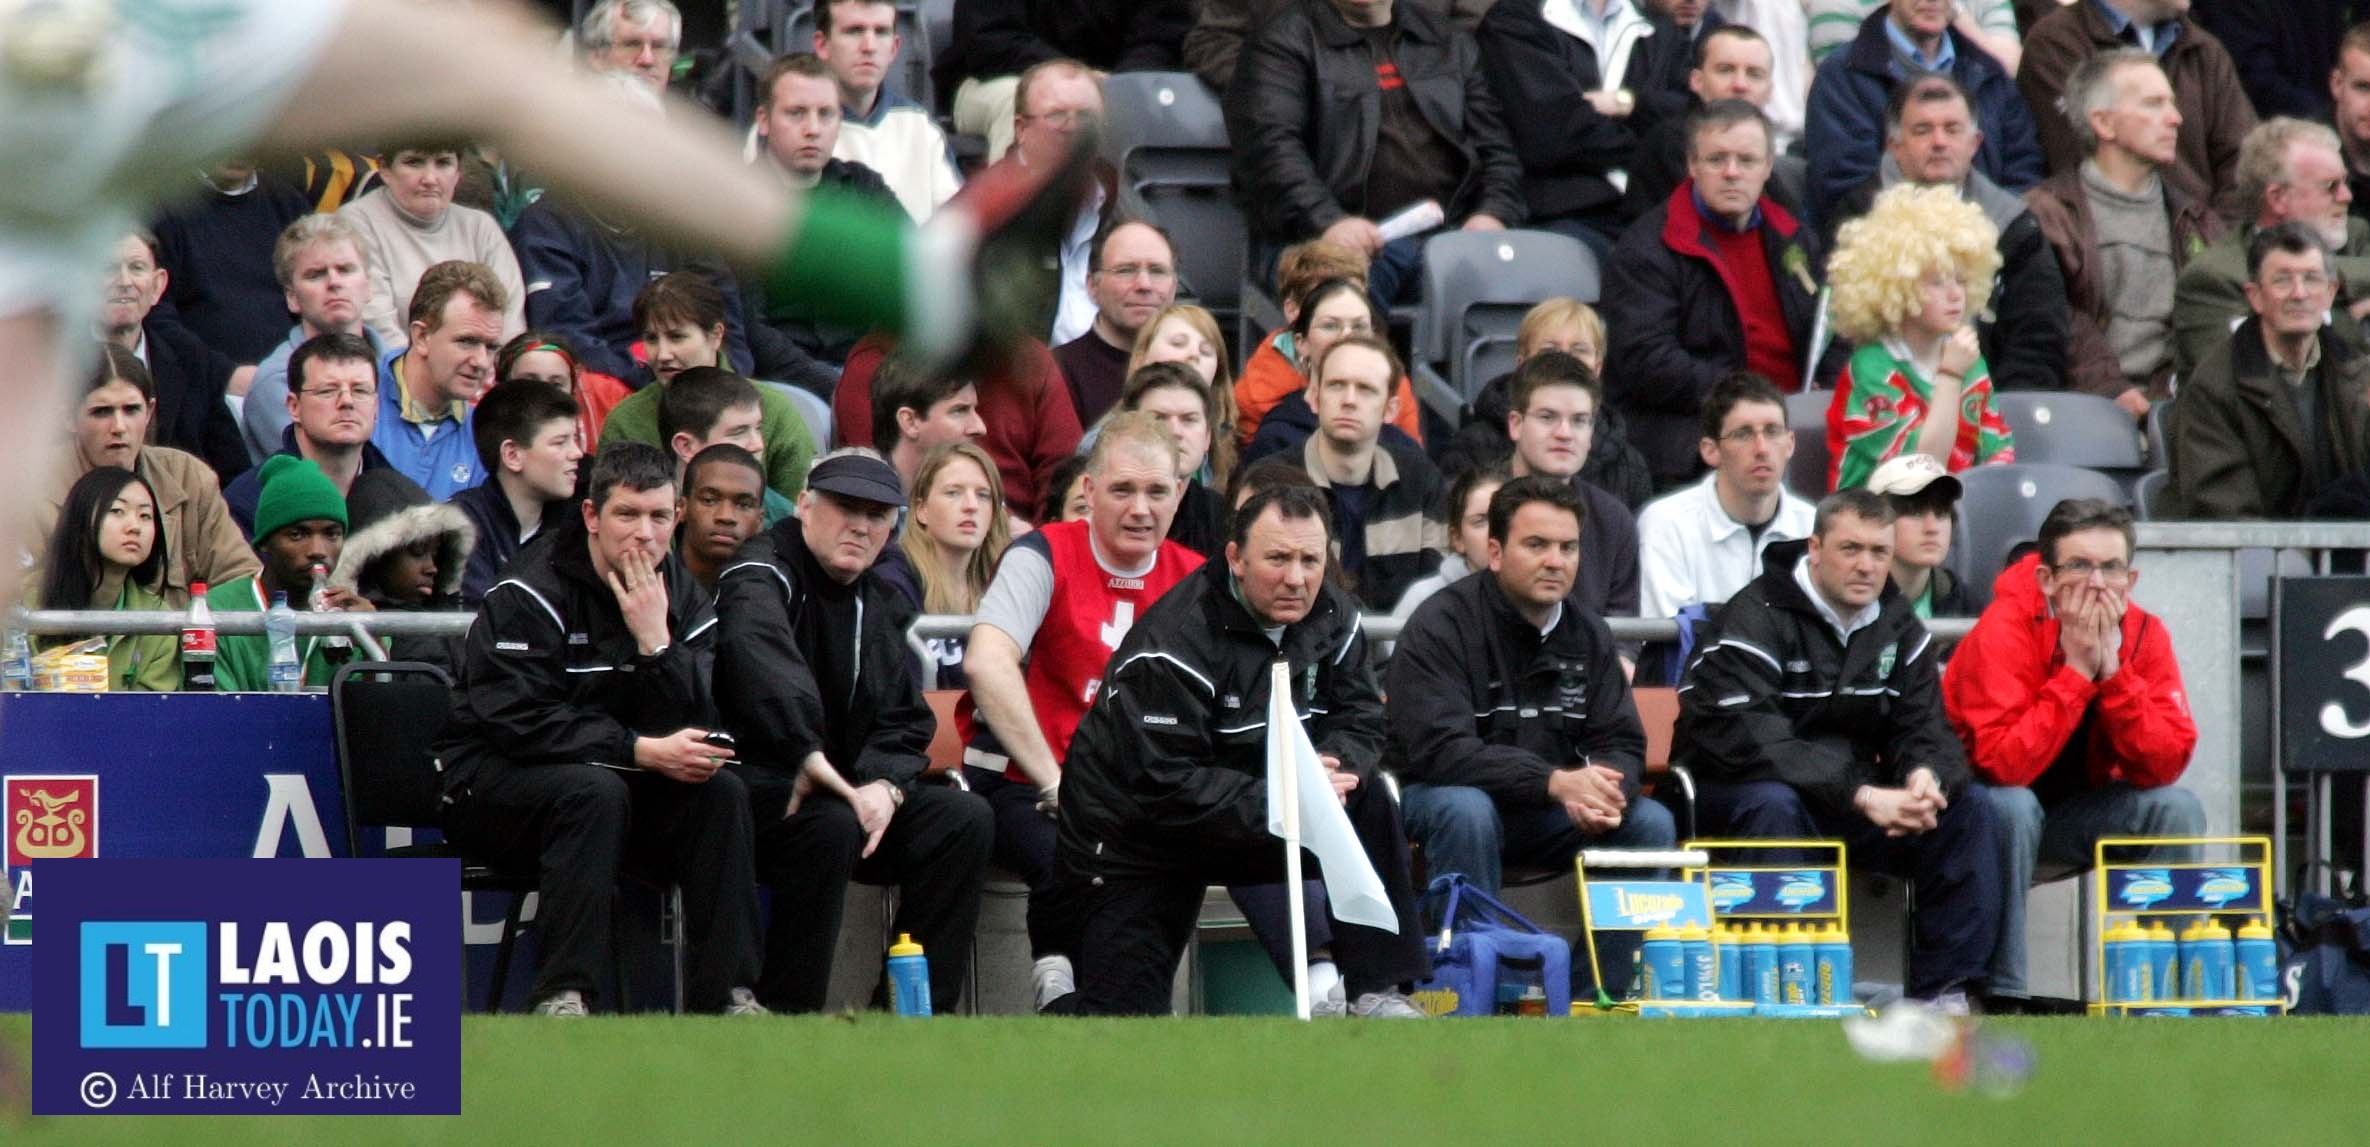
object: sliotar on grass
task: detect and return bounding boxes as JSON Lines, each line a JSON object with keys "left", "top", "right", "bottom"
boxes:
{"left": 1, "top": 1014, "right": 2360, "bottom": 1144}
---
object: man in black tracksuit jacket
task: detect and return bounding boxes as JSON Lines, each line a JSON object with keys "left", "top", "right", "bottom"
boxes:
{"left": 1385, "top": 476, "right": 1678, "bottom": 897}
{"left": 1050, "top": 486, "right": 1430, "bottom": 1015}
{"left": 713, "top": 452, "right": 992, "bottom": 1013}
{"left": 438, "top": 445, "right": 760, "bottom": 1015}
{"left": 1674, "top": 489, "right": 2000, "bottom": 1000}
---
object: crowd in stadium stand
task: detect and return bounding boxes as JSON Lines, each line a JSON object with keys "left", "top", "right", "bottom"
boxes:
{"left": 30, "top": 0, "right": 2370, "bottom": 1017}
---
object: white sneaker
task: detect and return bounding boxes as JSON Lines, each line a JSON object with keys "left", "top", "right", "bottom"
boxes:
{"left": 1032, "top": 955, "right": 1076, "bottom": 1012}
{"left": 724, "top": 988, "right": 769, "bottom": 1016}
{"left": 1347, "top": 990, "right": 1426, "bottom": 1019}
{"left": 531, "top": 990, "right": 588, "bottom": 1017}
{"left": 1310, "top": 982, "right": 1349, "bottom": 1018}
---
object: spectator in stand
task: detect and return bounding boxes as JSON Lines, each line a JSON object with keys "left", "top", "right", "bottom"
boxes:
{"left": 1807, "top": 0, "right": 2021, "bottom": 73}
{"left": 1474, "top": 0, "right": 1693, "bottom": 258}
{"left": 37, "top": 346, "right": 257, "bottom": 604}
{"left": 1127, "top": 302, "right": 1241, "bottom": 479}
{"left": 245, "top": 216, "right": 401, "bottom": 468}
{"left": 1498, "top": 352, "right": 1642, "bottom": 619}
{"left": 1635, "top": 371, "right": 1814, "bottom": 617}
{"left": 1865, "top": 453, "right": 1968, "bottom": 618}
{"left": 1677, "top": 487, "right": 2001, "bottom": 1006}
{"left": 744, "top": 54, "right": 904, "bottom": 397}
{"left": 1226, "top": 0, "right": 1525, "bottom": 305}
{"left": 2331, "top": 25, "right": 2370, "bottom": 217}
{"left": 833, "top": 332, "right": 1083, "bottom": 523}
{"left": 1945, "top": 497, "right": 2201, "bottom": 1011}
{"left": 1053, "top": 219, "right": 1180, "bottom": 426}
{"left": 1240, "top": 279, "right": 1423, "bottom": 466}
{"left": 376, "top": 261, "right": 504, "bottom": 499}
{"left": 671, "top": 445, "right": 769, "bottom": 595}
{"left": 1442, "top": 298, "right": 1656, "bottom": 511}
{"left": 1235, "top": 252, "right": 1423, "bottom": 449}
{"left": 1625, "top": 25, "right": 1801, "bottom": 218}
{"left": 659, "top": 367, "right": 797, "bottom": 529}
{"left": 330, "top": 468, "right": 474, "bottom": 677}
{"left": 871, "top": 356, "right": 989, "bottom": 492}
{"left": 95, "top": 231, "right": 250, "bottom": 483}
{"left": 206, "top": 455, "right": 374, "bottom": 692}
{"left": 714, "top": 449, "right": 995, "bottom": 1014}
{"left": 341, "top": 143, "right": 528, "bottom": 350}
{"left": 598, "top": 273, "right": 817, "bottom": 501}
{"left": 936, "top": 0, "right": 1191, "bottom": 163}
{"left": 2194, "top": 0, "right": 2349, "bottom": 122}
{"left": 1824, "top": 184, "right": 2016, "bottom": 490}
{"left": 580, "top": 0, "right": 682, "bottom": 97}
{"left": 452, "top": 379, "right": 583, "bottom": 606}
{"left": 441, "top": 444, "right": 766, "bottom": 1018}
{"left": 1393, "top": 463, "right": 1506, "bottom": 622}
{"left": 1702, "top": 0, "right": 1815, "bottom": 144}
{"left": 1043, "top": 452, "right": 1093, "bottom": 523}
{"left": 1188, "top": 0, "right": 1492, "bottom": 91}
{"left": 2017, "top": 0, "right": 2257, "bottom": 205}
{"left": 2026, "top": 50, "right": 2228, "bottom": 420}
{"left": 225, "top": 333, "right": 401, "bottom": 536}
{"left": 1820, "top": 75, "right": 2071, "bottom": 396}
{"left": 884, "top": 441, "right": 1014, "bottom": 690}
{"left": 1386, "top": 476, "right": 1678, "bottom": 953}
{"left": 2173, "top": 118, "right": 2370, "bottom": 377}
{"left": 977, "top": 60, "right": 1135, "bottom": 348}
{"left": 147, "top": 161, "right": 314, "bottom": 364}
{"left": 2167, "top": 223, "right": 2370, "bottom": 519}
{"left": 1604, "top": 100, "right": 1846, "bottom": 489}
{"left": 498, "top": 331, "right": 630, "bottom": 451}
{"left": 1113, "top": 363, "right": 1231, "bottom": 561}
{"left": 31, "top": 467, "right": 182, "bottom": 692}
{"left": 513, "top": 178, "right": 756, "bottom": 385}
{"left": 1803, "top": 0, "right": 2043, "bottom": 233}
{"left": 1277, "top": 335, "right": 1447, "bottom": 613}
{"left": 811, "top": 0, "right": 963, "bottom": 222}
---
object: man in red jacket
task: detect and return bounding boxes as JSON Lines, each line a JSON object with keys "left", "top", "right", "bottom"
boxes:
{"left": 1942, "top": 497, "right": 2203, "bottom": 1009}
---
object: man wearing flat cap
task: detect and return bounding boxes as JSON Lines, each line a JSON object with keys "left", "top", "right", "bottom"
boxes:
{"left": 714, "top": 447, "right": 994, "bottom": 1013}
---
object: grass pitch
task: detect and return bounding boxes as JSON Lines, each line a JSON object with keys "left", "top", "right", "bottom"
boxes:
{"left": 0, "top": 1013, "right": 2358, "bottom": 1144}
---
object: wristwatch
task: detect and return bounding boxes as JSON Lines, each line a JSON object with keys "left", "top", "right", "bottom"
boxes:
{"left": 1614, "top": 89, "right": 1636, "bottom": 114}
{"left": 878, "top": 779, "right": 906, "bottom": 808}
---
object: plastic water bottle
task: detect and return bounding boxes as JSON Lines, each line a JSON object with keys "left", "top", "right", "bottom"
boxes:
{"left": 310, "top": 564, "right": 353, "bottom": 663}
{"left": 1746, "top": 923, "right": 1780, "bottom": 1005}
{"left": 2145, "top": 920, "right": 2180, "bottom": 1000}
{"left": 181, "top": 583, "right": 218, "bottom": 692}
{"left": 1641, "top": 924, "right": 1685, "bottom": 1000}
{"left": 2235, "top": 917, "right": 2280, "bottom": 1002}
{"left": 265, "top": 591, "right": 302, "bottom": 693}
{"left": 1, "top": 624, "right": 31, "bottom": 691}
{"left": 1680, "top": 923, "right": 1717, "bottom": 1001}
{"left": 886, "top": 932, "right": 932, "bottom": 1016}
{"left": 1776, "top": 923, "right": 1816, "bottom": 1005}
{"left": 2102, "top": 918, "right": 2150, "bottom": 1001}
{"left": 1814, "top": 922, "right": 1854, "bottom": 1006}
{"left": 1713, "top": 926, "right": 1743, "bottom": 1001}
{"left": 2181, "top": 918, "right": 2234, "bottom": 1001}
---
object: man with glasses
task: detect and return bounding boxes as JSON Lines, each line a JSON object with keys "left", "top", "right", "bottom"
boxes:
{"left": 1604, "top": 100, "right": 1845, "bottom": 489}
{"left": 1503, "top": 352, "right": 1639, "bottom": 618}
{"left": 983, "top": 59, "right": 1135, "bottom": 348}
{"left": 581, "top": 0, "right": 682, "bottom": 96}
{"left": 224, "top": 333, "right": 401, "bottom": 537}
{"left": 1636, "top": 372, "right": 1814, "bottom": 619}
{"left": 2172, "top": 118, "right": 2370, "bottom": 378}
{"left": 2166, "top": 222, "right": 2370, "bottom": 518}
{"left": 1944, "top": 497, "right": 2201, "bottom": 1011}
{"left": 1052, "top": 219, "right": 1180, "bottom": 424}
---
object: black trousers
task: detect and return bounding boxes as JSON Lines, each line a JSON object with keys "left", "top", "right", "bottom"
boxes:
{"left": 966, "top": 764, "right": 1330, "bottom": 978}
{"left": 1051, "top": 777, "right": 1431, "bottom": 1016}
{"left": 441, "top": 759, "right": 761, "bottom": 1012}
{"left": 745, "top": 772, "right": 993, "bottom": 1013}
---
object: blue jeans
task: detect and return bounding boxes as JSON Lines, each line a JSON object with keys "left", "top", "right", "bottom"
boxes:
{"left": 1980, "top": 783, "right": 2206, "bottom": 997}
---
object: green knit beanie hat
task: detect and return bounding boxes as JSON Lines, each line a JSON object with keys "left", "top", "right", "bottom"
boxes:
{"left": 251, "top": 455, "right": 349, "bottom": 540}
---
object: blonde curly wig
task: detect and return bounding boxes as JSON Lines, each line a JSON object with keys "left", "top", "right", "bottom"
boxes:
{"left": 1825, "top": 183, "right": 2003, "bottom": 344}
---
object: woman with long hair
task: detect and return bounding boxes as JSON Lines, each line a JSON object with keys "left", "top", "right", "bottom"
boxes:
{"left": 32, "top": 466, "right": 181, "bottom": 690}
{"left": 1126, "top": 303, "right": 1240, "bottom": 484}
{"left": 893, "top": 441, "right": 1013, "bottom": 690}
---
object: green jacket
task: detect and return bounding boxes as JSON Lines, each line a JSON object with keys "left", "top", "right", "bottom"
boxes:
{"left": 2166, "top": 317, "right": 2370, "bottom": 519}
{"left": 2171, "top": 217, "right": 2370, "bottom": 380}
{"left": 25, "top": 574, "right": 182, "bottom": 692}
{"left": 205, "top": 575, "right": 337, "bottom": 692}
{"left": 597, "top": 382, "right": 816, "bottom": 503}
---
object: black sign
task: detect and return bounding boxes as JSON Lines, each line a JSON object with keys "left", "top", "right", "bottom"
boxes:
{"left": 2278, "top": 576, "right": 2370, "bottom": 774}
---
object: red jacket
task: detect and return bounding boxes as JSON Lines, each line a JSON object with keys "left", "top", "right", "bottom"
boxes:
{"left": 832, "top": 333, "right": 1083, "bottom": 522}
{"left": 1942, "top": 553, "right": 2196, "bottom": 789}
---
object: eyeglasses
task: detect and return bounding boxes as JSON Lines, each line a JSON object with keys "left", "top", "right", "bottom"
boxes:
{"left": 1718, "top": 425, "right": 1790, "bottom": 445}
{"left": 1099, "top": 263, "right": 1175, "bottom": 284}
{"left": 1526, "top": 410, "right": 1595, "bottom": 432}
{"left": 1309, "top": 318, "right": 1372, "bottom": 337}
{"left": 298, "top": 384, "right": 377, "bottom": 402}
{"left": 1024, "top": 109, "right": 1100, "bottom": 130}
{"left": 2261, "top": 271, "right": 2333, "bottom": 295}
{"left": 2048, "top": 559, "right": 2133, "bottom": 582}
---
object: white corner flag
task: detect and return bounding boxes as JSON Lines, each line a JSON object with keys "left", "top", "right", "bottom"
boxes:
{"left": 1266, "top": 661, "right": 1398, "bottom": 1018}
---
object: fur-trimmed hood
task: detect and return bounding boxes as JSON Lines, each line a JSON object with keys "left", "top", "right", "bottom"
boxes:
{"left": 330, "top": 499, "right": 476, "bottom": 600}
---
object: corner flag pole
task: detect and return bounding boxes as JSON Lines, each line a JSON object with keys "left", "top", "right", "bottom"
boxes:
{"left": 1274, "top": 661, "right": 1312, "bottom": 1021}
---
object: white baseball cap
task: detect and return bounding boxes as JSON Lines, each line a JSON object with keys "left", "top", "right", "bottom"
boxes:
{"left": 1864, "top": 453, "right": 1962, "bottom": 501}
